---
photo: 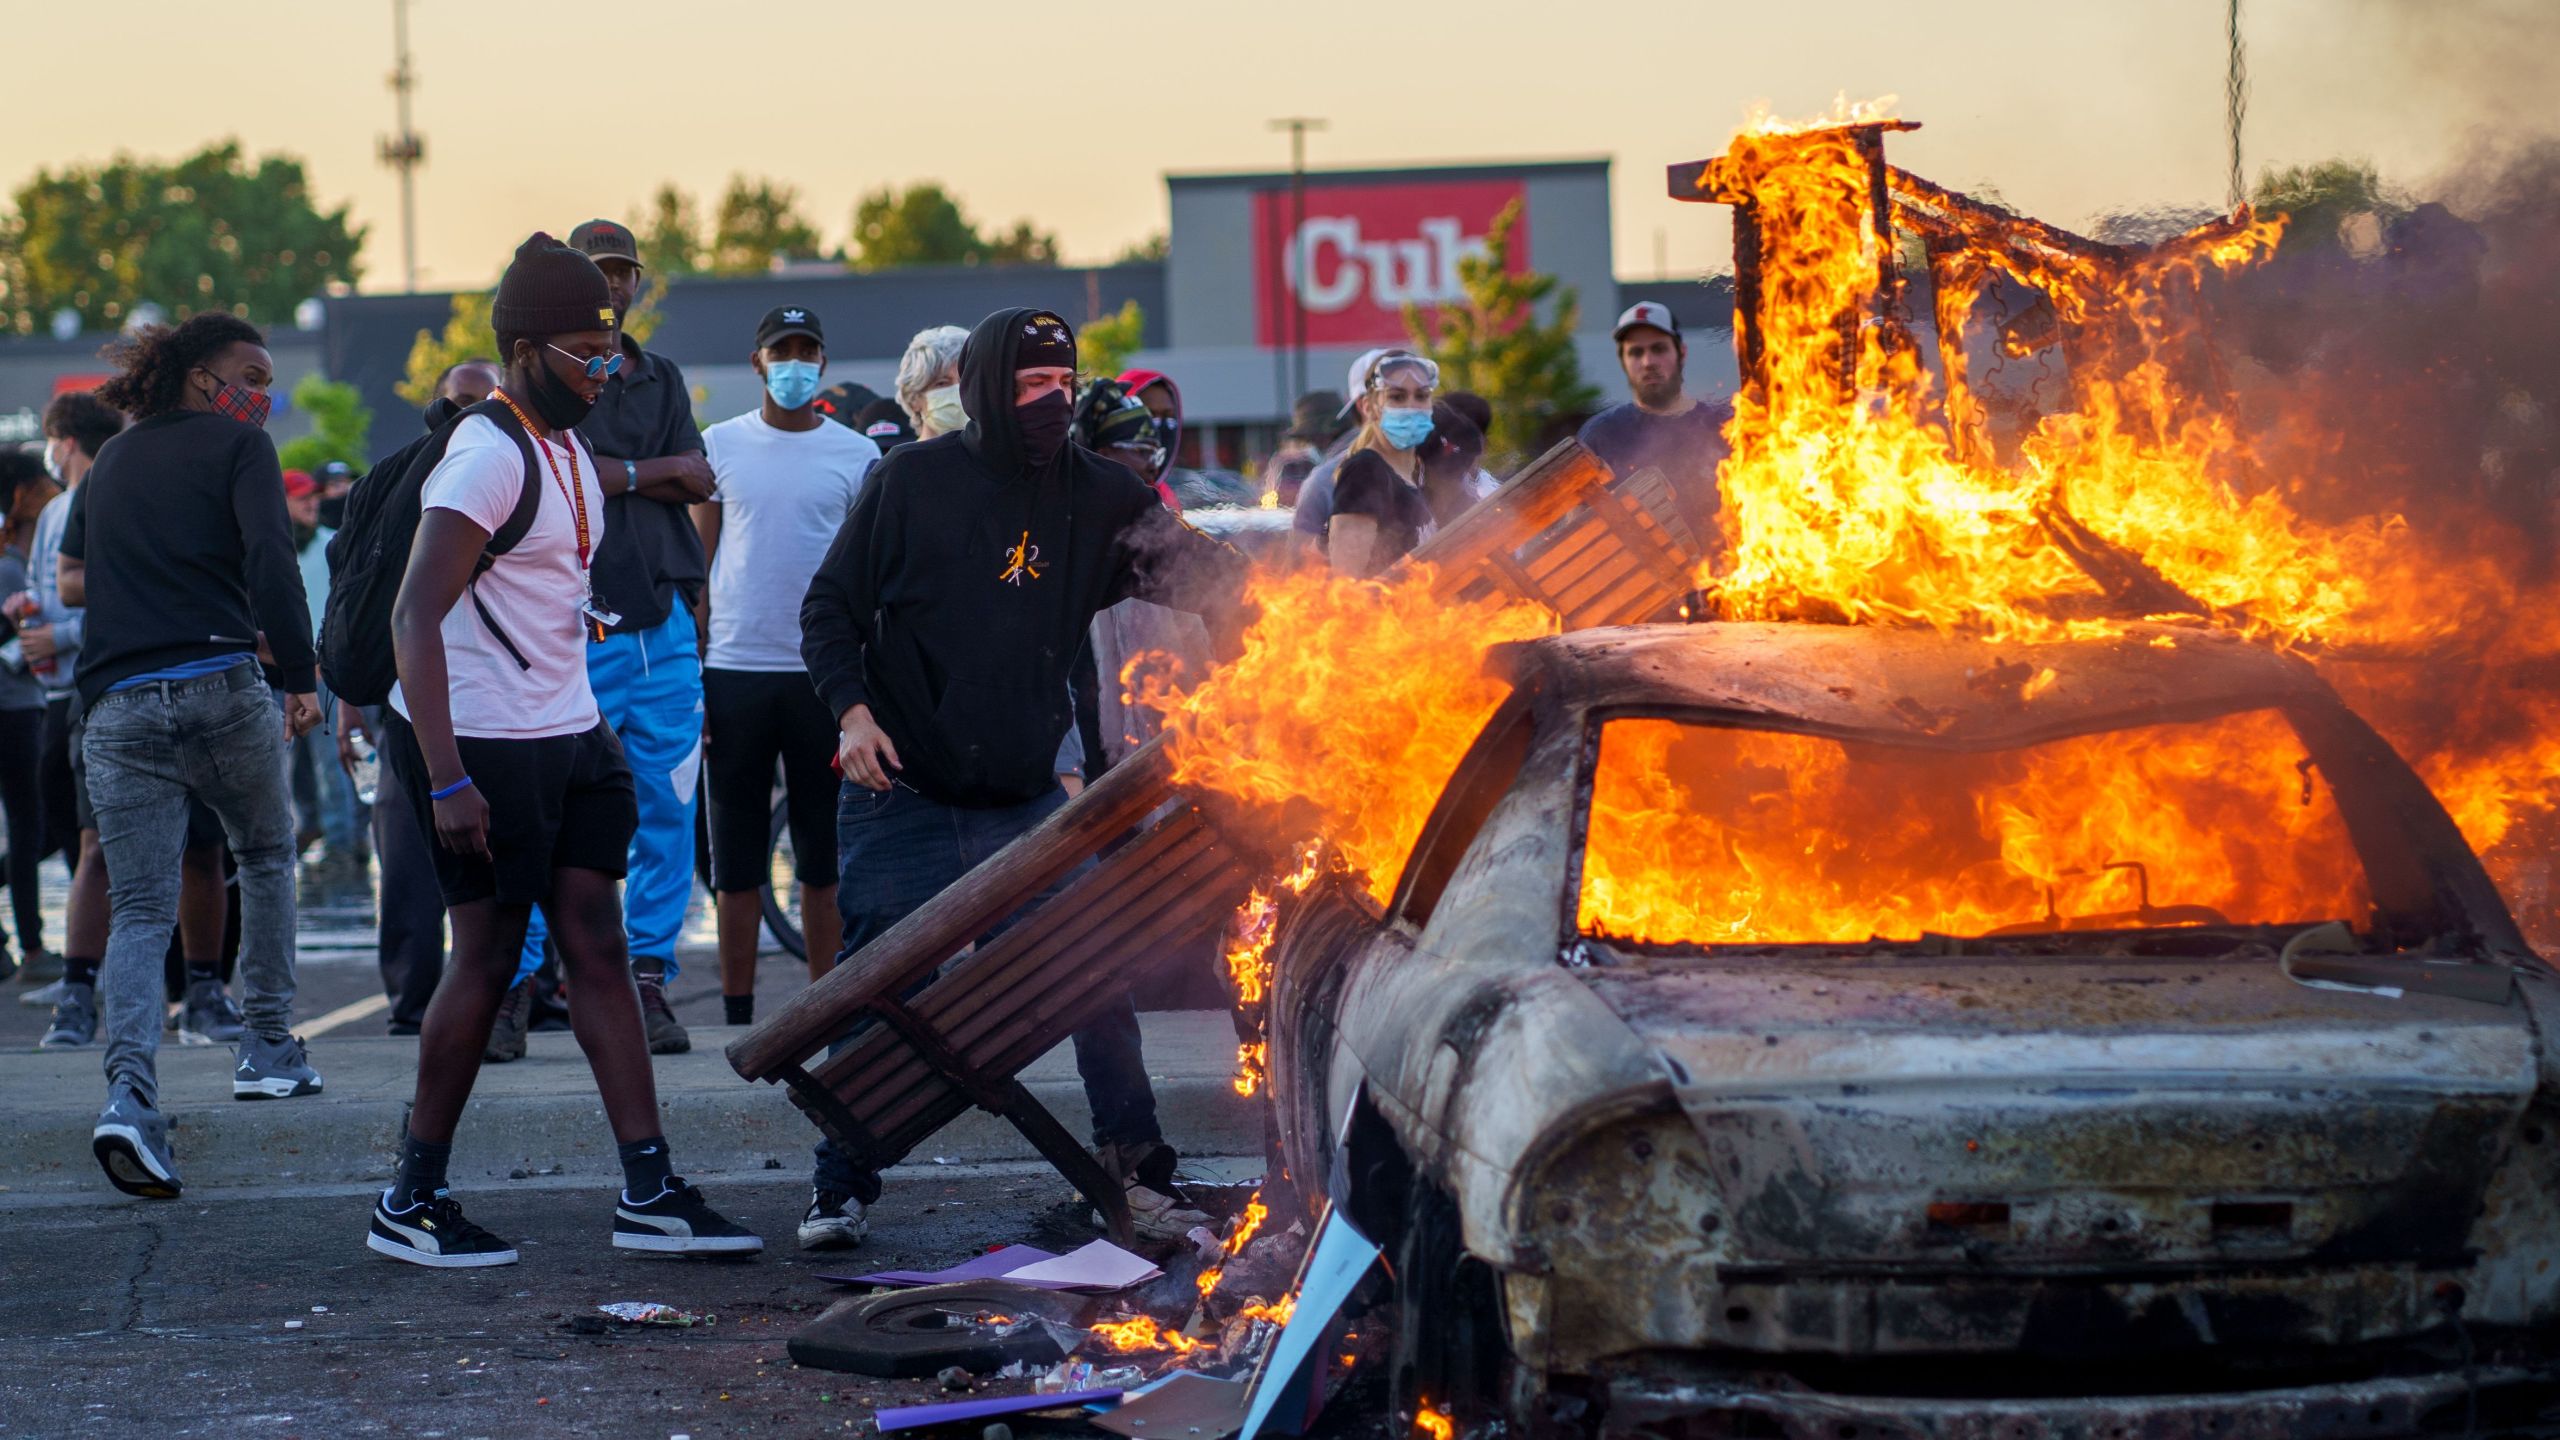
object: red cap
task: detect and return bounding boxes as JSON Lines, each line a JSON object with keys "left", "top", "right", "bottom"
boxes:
{"left": 283, "top": 469, "right": 320, "bottom": 499}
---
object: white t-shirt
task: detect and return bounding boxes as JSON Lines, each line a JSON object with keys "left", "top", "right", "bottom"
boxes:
{"left": 390, "top": 415, "right": 607, "bottom": 739}
{"left": 702, "top": 410, "right": 878, "bottom": 672}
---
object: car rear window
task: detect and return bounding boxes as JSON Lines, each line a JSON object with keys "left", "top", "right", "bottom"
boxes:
{"left": 1576, "top": 708, "right": 2373, "bottom": 946}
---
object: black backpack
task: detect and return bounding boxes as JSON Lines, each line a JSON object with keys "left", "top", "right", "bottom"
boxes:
{"left": 319, "top": 398, "right": 544, "bottom": 706}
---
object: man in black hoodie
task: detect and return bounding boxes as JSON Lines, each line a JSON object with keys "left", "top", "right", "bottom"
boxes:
{"left": 798, "top": 307, "right": 1245, "bottom": 1249}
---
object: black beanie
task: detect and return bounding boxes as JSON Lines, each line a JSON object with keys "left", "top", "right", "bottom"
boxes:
{"left": 1014, "top": 311, "right": 1076, "bottom": 371}
{"left": 492, "top": 232, "right": 616, "bottom": 339}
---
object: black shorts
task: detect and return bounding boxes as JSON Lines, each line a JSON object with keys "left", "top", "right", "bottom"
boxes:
{"left": 703, "top": 667, "right": 839, "bottom": 892}
{"left": 380, "top": 711, "right": 637, "bottom": 908}
{"left": 64, "top": 702, "right": 226, "bottom": 846}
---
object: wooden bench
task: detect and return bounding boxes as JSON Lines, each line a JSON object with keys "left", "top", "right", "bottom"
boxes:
{"left": 725, "top": 439, "right": 1712, "bottom": 1240}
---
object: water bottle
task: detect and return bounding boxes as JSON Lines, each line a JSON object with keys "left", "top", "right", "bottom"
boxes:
{"left": 348, "top": 733, "right": 380, "bottom": 807}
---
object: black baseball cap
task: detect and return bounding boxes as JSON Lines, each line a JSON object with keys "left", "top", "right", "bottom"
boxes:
{"left": 568, "top": 218, "right": 643, "bottom": 268}
{"left": 757, "top": 305, "right": 825, "bottom": 349}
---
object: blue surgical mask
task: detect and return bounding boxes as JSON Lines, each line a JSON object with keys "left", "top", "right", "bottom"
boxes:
{"left": 763, "top": 359, "right": 823, "bottom": 410}
{"left": 1378, "top": 405, "right": 1435, "bottom": 451}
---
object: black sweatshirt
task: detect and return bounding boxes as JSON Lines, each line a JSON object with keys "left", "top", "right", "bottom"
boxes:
{"left": 65, "top": 410, "right": 316, "bottom": 705}
{"left": 801, "top": 306, "right": 1248, "bottom": 808}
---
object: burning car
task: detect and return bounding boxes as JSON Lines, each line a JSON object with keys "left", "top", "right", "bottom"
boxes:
{"left": 1259, "top": 620, "right": 2560, "bottom": 1434}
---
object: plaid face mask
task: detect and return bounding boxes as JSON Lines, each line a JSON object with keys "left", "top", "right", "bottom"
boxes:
{"left": 207, "top": 381, "right": 272, "bottom": 430}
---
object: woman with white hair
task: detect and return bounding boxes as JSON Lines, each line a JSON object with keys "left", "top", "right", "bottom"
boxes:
{"left": 895, "top": 325, "right": 972, "bottom": 438}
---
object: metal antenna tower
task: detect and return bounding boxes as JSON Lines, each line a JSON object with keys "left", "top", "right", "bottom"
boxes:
{"left": 2225, "top": 0, "right": 2249, "bottom": 211}
{"left": 379, "top": 0, "right": 427, "bottom": 291}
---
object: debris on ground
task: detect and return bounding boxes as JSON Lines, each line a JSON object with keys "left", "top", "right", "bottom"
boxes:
{"left": 596, "top": 1302, "right": 714, "bottom": 1328}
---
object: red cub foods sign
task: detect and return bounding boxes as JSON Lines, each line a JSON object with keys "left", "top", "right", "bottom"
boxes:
{"left": 1254, "top": 179, "right": 1530, "bottom": 346}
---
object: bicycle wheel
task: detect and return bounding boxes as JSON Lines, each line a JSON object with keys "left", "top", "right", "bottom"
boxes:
{"left": 760, "top": 794, "right": 807, "bottom": 961}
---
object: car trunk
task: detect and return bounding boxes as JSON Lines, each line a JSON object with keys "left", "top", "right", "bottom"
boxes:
{"left": 1575, "top": 949, "right": 2537, "bottom": 1276}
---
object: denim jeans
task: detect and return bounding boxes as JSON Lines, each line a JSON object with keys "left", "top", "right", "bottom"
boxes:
{"left": 290, "top": 681, "right": 362, "bottom": 854}
{"left": 813, "top": 781, "right": 1160, "bottom": 1203}
{"left": 83, "top": 663, "right": 298, "bottom": 1108}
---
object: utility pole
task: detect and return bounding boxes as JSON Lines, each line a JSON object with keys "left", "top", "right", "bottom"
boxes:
{"left": 1269, "top": 117, "right": 1327, "bottom": 403}
{"left": 2225, "top": 0, "right": 2249, "bottom": 212}
{"left": 379, "top": 0, "right": 427, "bottom": 291}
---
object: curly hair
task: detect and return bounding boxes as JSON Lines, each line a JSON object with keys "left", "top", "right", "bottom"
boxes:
{"left": 95, "top": 312, "right": 267, "bottom": 420}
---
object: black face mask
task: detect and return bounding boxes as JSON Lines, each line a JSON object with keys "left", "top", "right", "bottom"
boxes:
{"left": 1014, "top": 389, "right": 1073, "bottom": 469}
{"left": 521, "top": 350, "right": 597, "bottom": 432}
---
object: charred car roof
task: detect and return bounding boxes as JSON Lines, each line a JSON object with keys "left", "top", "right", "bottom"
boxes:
{"left": 1490, "top": 620, "right": 2332, "bottom": 749}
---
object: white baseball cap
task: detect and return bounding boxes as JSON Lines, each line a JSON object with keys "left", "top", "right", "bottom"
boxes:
{"left": 1612, "top": 301, "right": 1682, "bottom": 342}
{"left": 1334, "top": 347, "right": 1442, "bottom": 417}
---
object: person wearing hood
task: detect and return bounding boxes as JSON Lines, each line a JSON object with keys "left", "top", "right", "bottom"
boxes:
{"left": 798, "top": 307, "right": 1248, "bottom": 1249}
{"left": 1117, "top": 368, "right": 1255, "bottom": 509}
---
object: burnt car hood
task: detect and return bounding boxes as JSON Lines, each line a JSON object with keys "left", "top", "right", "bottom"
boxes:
{"left": 1575, "top": 952, "right": 2538, "bottom": 1271}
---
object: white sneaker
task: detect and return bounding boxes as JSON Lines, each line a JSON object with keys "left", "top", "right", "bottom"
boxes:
{"left": 18, "top": 977, "right": 65, "bottom": 1007}
{"left": 1119, "top": 1182, "right": 1215, "bottom": 1244}
{"left": 797, "top": 1187, "right": 868, "bottom": 1250}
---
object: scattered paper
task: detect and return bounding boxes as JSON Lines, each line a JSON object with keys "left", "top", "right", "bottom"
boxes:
{"left": 993, "top": 1240, "right": 1164, "bottom": 1293}
{"left": 876, "top": 1389, "right": 1124, "bottom": 1432}
{"left": 1095, "top": 1372, "right": 1252, "bottom": 1440}
{"left": 1238, "top": 1211, "right": 1379, "bottom": 1440}
{"left": 827, "top": 1245, "right": 1068, "bottom": 1290}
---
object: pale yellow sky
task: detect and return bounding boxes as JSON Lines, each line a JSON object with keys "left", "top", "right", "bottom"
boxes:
{"left": 1, "top": 0, "right": 2546, "bottom": 292}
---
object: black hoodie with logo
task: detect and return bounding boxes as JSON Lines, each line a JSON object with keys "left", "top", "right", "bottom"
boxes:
{"left": 800, "top": 307, "right": 1247, "bottom": 809}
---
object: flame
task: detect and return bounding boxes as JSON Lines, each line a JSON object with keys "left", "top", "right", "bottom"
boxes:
{"left": 1232, "top": 1042, "right": 1268, "bottom": 1098}
{"left": 1416, "top": 1403, "right": 1455, "bottom": 1440}
{"left": 1580, "top": 710, "right": 2370, "bottom": 946}
{"left": 1242, "top": 1295, "right": 1295, "bottom": 1325}
{"left": 1090, "top": 1315, "right": 1203, "bottom": 1355}
{"left": 1143, "top": 567, "right": 1548, "bottom": 900}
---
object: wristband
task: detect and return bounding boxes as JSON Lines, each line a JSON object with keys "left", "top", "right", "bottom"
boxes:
{"left": 429, "top": 776, "right": 475, "bottom": 801}
{"left": 623, "top": 459, "right": 638, "bottom": 494}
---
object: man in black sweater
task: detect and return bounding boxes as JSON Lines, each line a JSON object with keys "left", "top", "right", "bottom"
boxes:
{"left": 75, "top": 313, "right": 322, "bottom": 1199}
{"left": 797, "top": 307, "right": 1246, "bottom": 1249}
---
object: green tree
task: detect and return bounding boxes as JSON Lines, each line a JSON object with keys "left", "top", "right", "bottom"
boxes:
{"left": 0, "top": 139, "right": 363, "bottom": 335}
{"left": 276, "top": 376, "right": 373, "bottom": 474}
{"left": 849, "top": 182, "right": 1060, "bottom": 270}
{"left": 1115, "top": 232, "right": 1170, "bottom": 265}
{"left": 630, "top": 183, "right": 705, "bottom": 276}
{"left": 1403, "top": 199, "right": 1599, "bottom": 463}
{"left": 2252, "top": 159, "right": 2404, "bottom": 257}
{"left": 709, "top": 176, "right": 823, "bottom": 275}
{"left": 1079, "top": 300, "right": 1146, "bottom": 380}
{"left": 397, "top": 291, "right": 495, "bottom": 407}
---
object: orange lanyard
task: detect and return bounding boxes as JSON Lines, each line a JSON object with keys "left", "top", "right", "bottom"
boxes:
{"left": 490, "top": 388, "right": 591, "bottom": 571}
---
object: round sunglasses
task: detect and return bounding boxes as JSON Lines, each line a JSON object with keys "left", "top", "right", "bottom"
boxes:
{"left": 548, "top": 342, "right": 626, "bottom": 380}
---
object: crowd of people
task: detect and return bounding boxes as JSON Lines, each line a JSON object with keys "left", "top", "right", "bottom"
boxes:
{"left": 2, "top": 219, "right": 1726, "bottom": 1271}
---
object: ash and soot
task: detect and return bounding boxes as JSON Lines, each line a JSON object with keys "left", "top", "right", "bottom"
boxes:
{"left": 1138, "top": 98, "right": 2560, "bottom": 957}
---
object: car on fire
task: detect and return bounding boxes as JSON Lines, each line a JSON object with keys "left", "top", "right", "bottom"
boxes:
{"left": 1261, "top": 620, "right": 2560, "bottom": 1436}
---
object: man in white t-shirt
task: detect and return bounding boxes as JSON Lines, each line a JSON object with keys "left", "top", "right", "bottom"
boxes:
{"left": 365, "top": 233, "right": 759, "bottom": 1270}
{"left": 692, "top": 304, "right": 876, "bottom": 1030}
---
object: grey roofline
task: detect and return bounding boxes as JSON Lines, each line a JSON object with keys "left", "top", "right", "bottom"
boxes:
{"left": 1166, "top": 157, "right": 1612, "bottom": 189}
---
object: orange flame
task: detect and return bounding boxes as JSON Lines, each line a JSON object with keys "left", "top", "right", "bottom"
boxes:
{"left": 1089, "top": 1315, "right": 1203, "bottom": 1355}
{"left": 1242, "top": 1295, "right": 1295, "bottom": 1325}
{"left": 1580, "top": 711, "right": 2370, "bottom": 946}
{"left": 1416, "top": 1403, "right": 1455, "bottom": 1440}
{"left": 1145, "top": 567, "right": 1548, "bottom": 900}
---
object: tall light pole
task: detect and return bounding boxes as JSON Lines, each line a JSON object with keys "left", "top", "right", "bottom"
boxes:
{"left": 379, "top": 0, "right": 427, "bottom": 291}
{"left": 1269, "top": 117, "right": 1327, "bottom": 403}
{"left": 2225, "top": 0, "right": 2249, "bottom": 212}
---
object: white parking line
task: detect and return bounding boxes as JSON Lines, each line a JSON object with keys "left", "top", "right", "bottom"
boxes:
{"left": 298, "top": 992, "right": 392, "bottom": 1038}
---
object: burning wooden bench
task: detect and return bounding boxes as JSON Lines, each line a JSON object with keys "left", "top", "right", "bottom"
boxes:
{"left": 725, "top": 439, "right": 1710, "bottom": 1239}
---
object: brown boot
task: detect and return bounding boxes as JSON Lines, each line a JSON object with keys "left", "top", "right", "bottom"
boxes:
{"left": 484, "top": 978, "right": 532, "bottom": 1064}
{"left": 635, "top": 964, "right": 690, "bottom": 1055}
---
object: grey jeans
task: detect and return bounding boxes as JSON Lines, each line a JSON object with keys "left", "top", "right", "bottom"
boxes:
{"left": 83, "top": 662, "right": 298, "bottom": 1107}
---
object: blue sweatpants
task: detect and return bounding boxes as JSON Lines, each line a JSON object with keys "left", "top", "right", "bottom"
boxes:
{"left": 516, "top": 606, "right": 703, "bottom": 984}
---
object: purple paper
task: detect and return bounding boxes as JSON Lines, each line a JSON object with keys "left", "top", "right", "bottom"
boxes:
{"left": 820, "top": 1244, "right": 1069, "bottom": 1289}
{"left": 876, "top": 1389, "right": 1124, "bottom": 1432}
